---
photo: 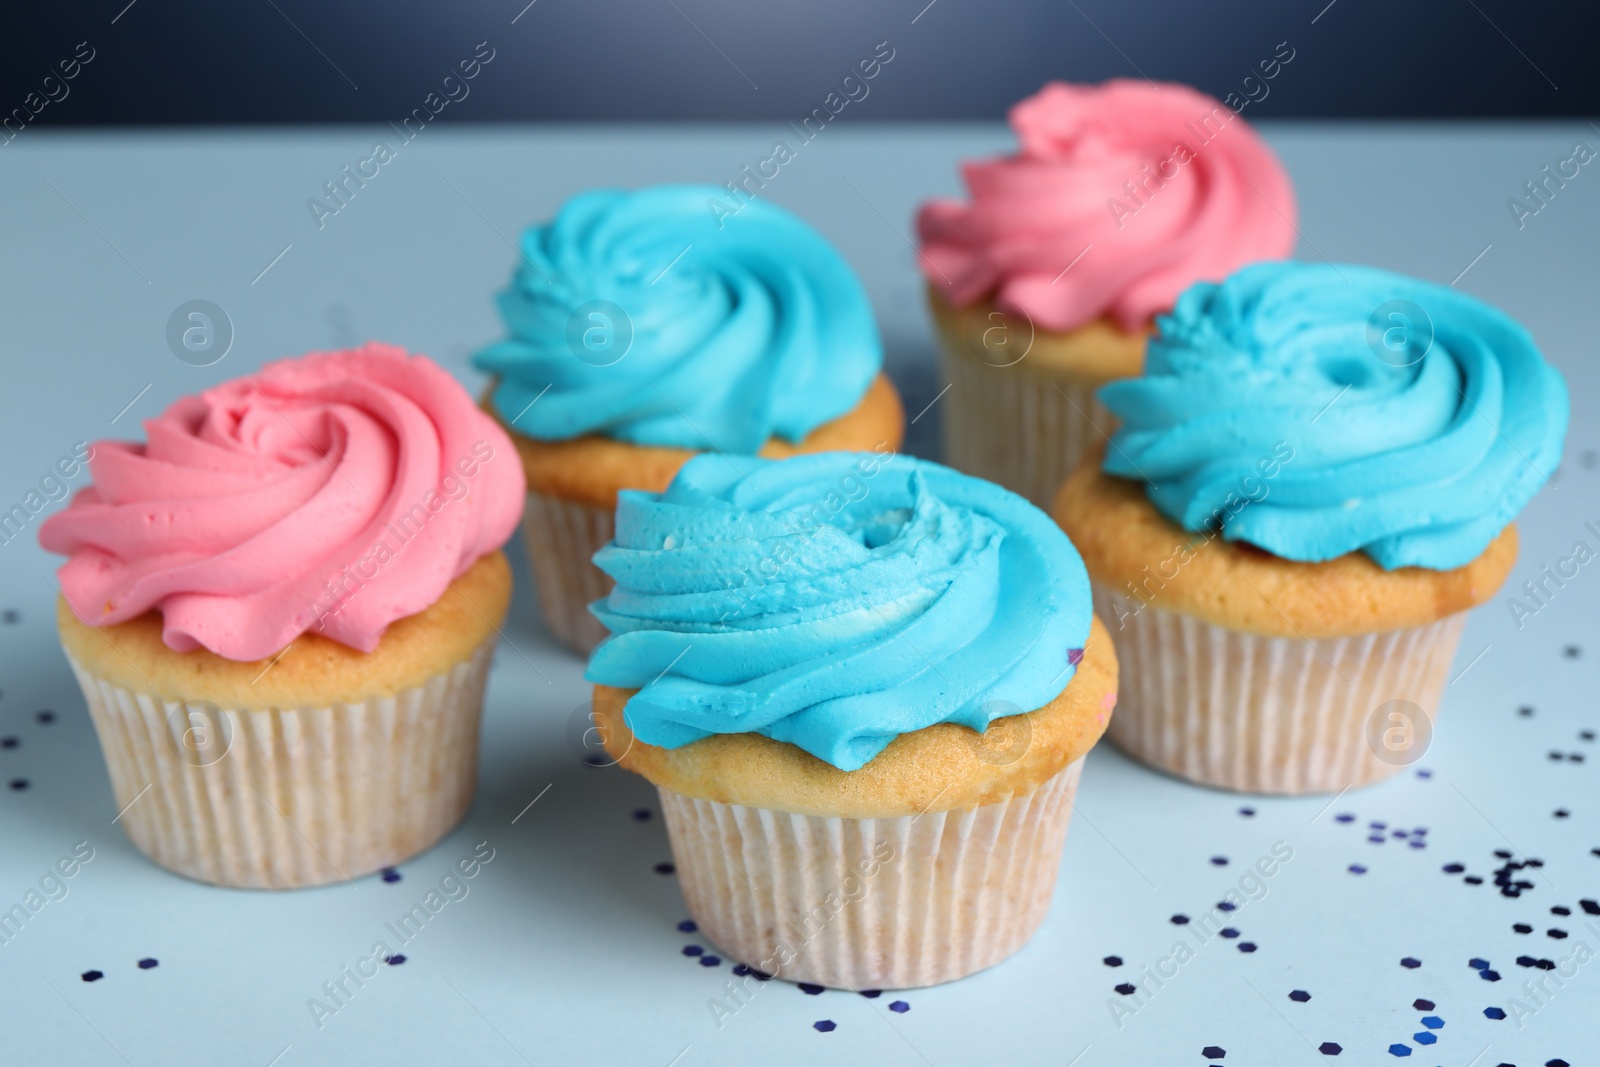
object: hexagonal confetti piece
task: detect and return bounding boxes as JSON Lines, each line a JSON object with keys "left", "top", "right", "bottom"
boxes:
{"left": 136, "top": 958, "right": 158, "bottom": 970}
{"left": 1400, "top": 957, "right": 1421, "bottom": 969}
{"left": 1238, "top": 942, "right": 1258, "bottom": 953}
{"left": 1220, "top": 928, "right": 1240, "bottom": 939}
{"left": 1103, "top": 955, "right": 1123, "bottom": 967}
{"left": 1513, "top": 923, "right": 1533, "bottom": 933}
{"left": 1171, "top": 914, "right": 1191, "bottom": 925}
{"left": 1483, "top": 1007, "right": 1506, "bottom": 1020}
{"left": 1318, "top": 1043, "right": 1342, "bottom": 1056}
{"left": 677, "top": 920, "right": 697, "bottom": 933}
{"left": 1115, "top": 983, "right": 1137, "bottom": 995}
{"left": 1420, "top": 1016, "right": 1443, "bottom": 1030}
{"left": 1388, "top": 1044, "right": 1411, "bottom": 1057}
{"left": 1412, "top": 998, "right": 1434, "bottom": 1011}
{"left": 81, "top": 970, "right": 103, "bottom": 982}
{"left": 1288, "top": 990, "right": 1311, "bottom": 1002}
{"left": 1468, "top": 958, "right": 1489, "bottom": 970}
{"left": 1202, "top": 1046, "right": 1226, "bottom": 1059}
{"left": 888, "top": 1001, "right": 910, "bottom": 1013}
{"left": 699, "top": 956, "right": 720, "bottom": 967}
{"left": 799, "top": 983, "right": 824, "bottom": 995}
{"left": 1349, "top": 864, "right": 1368, "bottom": 875}
{"left": 813, "top": 1020, "right": 836, "bottom": 1033}
{"left": 682, "top": 945, "right": 703, "bottom": 957}
{"left": 859, "top": 989, "right": 881, "bottom": 999}
{"left": 1481, "top": 969, "right": 1502, "bottom": 982}
{"left": 1414, "top": 1032, "right": 1436, "bottom": 1045}
{"left": 385, "top": 954, "right": 406, "bottom": 965}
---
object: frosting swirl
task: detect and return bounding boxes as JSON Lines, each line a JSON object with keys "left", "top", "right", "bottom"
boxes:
{"left": 916, "top": 80, "right": 1297, "bottom": 333}
{"left": 474, "top": 185, "right": 882, "bottom": 453}
{"left": 40, "top": 343, "right": 524, "bottom": 660}
{"left": 585, "top": 451, "right": 1092, "bottom": 771}
{"left": 1100, "top": 263, "right": 1569, "bottom": 570}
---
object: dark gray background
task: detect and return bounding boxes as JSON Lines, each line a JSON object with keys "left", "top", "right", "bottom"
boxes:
{"left": 3, "top": 0, "right": 1593, "bottom": 125}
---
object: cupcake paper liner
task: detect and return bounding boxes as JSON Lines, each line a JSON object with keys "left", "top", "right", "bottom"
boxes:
{"left": 657, "top": 755, "right": 1085, "bottom": 990}
{"left": 937, "top": 332, "right": 1115, "bottom": 509}
{"left": 520, "top": 488, "right": 614, "bottom": 654}
{"left": 1095, "top": 588, "right": 1468, "bottom": 794}
{"left": 67, "top": 637, "right": 495, "bottom": 889}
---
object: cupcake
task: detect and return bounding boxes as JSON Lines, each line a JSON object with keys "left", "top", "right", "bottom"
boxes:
{"left": 585, "top": 451, "right": 1117, "bottom": 988}
{"left": 474, "top": 185, "right": 905, "bottom": 654}
{"left": 917, "top": 79, "right": 1297, "bottom": 507}
{"left": 39, "top": 344, "right": 524, "bottom": 887}
{"left": 1054, "top": 263, "right": 1568, "bottom": 794}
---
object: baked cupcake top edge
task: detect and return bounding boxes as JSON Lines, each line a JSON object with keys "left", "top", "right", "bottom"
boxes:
{"left": 1099, "top": 261, "right": 1569, "bottom": 571}
{"left": 916, "top": 78, "right": 1298, "bottom": 334}
{"left": 39, "top": 343, "right": 524, "bottom": 662}
{"left": 473, "top": 184, "right": 883, "bottom": 454}
{"left": 584, "top": 450, "right": 1094, "bottom": 772}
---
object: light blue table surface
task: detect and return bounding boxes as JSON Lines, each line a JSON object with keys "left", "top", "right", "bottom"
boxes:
{"left": 1, "top": 122, "right": 1597, "bottom": 1066}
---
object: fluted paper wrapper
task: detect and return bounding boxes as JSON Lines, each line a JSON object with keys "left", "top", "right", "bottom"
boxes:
{"left": 1096, "top": 588, "right": 1468, "bottom": 794}
{"left": 520, "top": 488, "right": 614, "bottom": 654}
{"left": 937, "top": 331, "right": 1115, "bottom": 509}
{"left": 658, "top": 756, "right": 1084, "bottom": 990}
{"left": 66, "top": 639, "right": 494, "bottom": 889}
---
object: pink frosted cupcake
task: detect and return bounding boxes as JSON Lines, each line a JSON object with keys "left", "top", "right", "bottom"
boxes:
{"left": 40, "top": 344, "right": 523, "bottom": 887}
{"left": 917, "top": 79, "right": 1298, "bottom": 506}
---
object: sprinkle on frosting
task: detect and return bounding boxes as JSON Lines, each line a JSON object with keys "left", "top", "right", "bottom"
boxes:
{"left": 474, "top": 185, "right": 882, "bottom": 453}
{"left": 916, "top": 79, "right": 1297, "bottom": 333}
{"left": 40, "top": 343, "right": 523, "bottom": 660}
{"left": 1100, "top": 262, "right": 1569, "bottom": 570}
{"left": 585, "top": 451, "right": 1092, "bottom": 771}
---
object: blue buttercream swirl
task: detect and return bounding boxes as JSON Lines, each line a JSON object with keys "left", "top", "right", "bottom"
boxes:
{"left": 584, "top": 451, "right": 1093, "bottom": 771}
{"left": 1100, "top": 262, "right": 1569, "bottom": 570}
{"left": 473, "top": 185, "right": 882, "bottom": 453}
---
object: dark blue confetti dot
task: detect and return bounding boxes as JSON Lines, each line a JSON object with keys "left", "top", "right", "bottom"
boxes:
{"left": 36, "top": 711, "right": 54, "bottom": 724}
{"left": 1115, "top": 983, "right": 1137, "bottom": 995}
{"left": 1318, "top": 1042, "right": 1342, "bottom": 1056}
{"left": 799, "top": 983, "right": 824, "bottom": 995}
{"left": 1289, "top": 990, "right": 1311, "bottom": 1002}
{"left": 1349, "top": 864, "right": 1368, "bottom": 875}
{"left": 1217, "top": 901, "right": 1237, "bottom": 912}
{"left": 1335, "top": 813, "right": 1354, "bottom": 823}
{"left": 1554, "top": 809, "right": 1570, "bottom": 818}
{"left": 1581, "top": 900, "right": 1600, "bottom": 915}
{"left": 8, "top": 779, "right": 27, "bottom": 791}
{"left": 859, "top": 989, "right": 881, "bottom": 999}
{"left": 682, "top": 945, "right": 703, "bottom": 957}
{"left": 1103, "top": 955, "right": 1123, "bottom": 967}
{"left": 678, "top": 920, "right": 697, "bottom": 933}
{"left": 1548, "top": 929, "right": 1569, "bottom": 939}
{"left": 1443, "top": 863, "right": 1465, "bottom": 873}
{"left": 813, "top": 1020, "right": 835, "bottom": 1033}
{"left": 1412, "top": 999, "right": 1434, "bottom": 1010}
{"left": 1171, "top": 914, "right": 1191, "bottom": 925}
{"left": 1238, "top": 942, "right": 1258, "bottom": 953}
{"left": 1238, "top": 806, "right": 1255, "bottom": 817}
{"left": 1370, "top": 821, "right": 1387, "bottom": 830}
{"left": 1464, "top": 876, "right": 1484, "bottom": 885}
{"left": 0, "top": 737, "right": 16, "bottom": 749}
{"left": 1535, "top": 959, "right": 1557, "bottom": 971}
{"left": 1469, "top": 958, "right": 1489, "bottom": 970}
{"left": 1494, "top": 849, "right": 1513, "bottom": 859}
{"left": 734, "top": 964, "right": 771, "bottom": 980}
{"left": 1202, "top": 1046, "right": 1226, "bottom": 1059}
{"left": 1391, "top": 829, "right": 1407, "bottom": 838}
{"left": 699, "top": 956, "right": 720, "bottom": 967}
{"left": 1481, "top": 969, "right": 1501, "bottom": 982}
{"left": 1582, "top": 730, "right": 1596, "bottom": 741}
{"left": 1367, "top": 836, "right": 1385, "bottom": 844}
{"left": 632, "top": 808, "right": 652, "bottom": 821}
{"left": 1516, "top": 955, "right": 1538, "bottom": 967}
{"left": 136, "top": 958, "right": 157, "bottom": 970}
{"left": 1547, "top": 1059, "right": 1572, "bottom": 1067}
{"left": 1388, "top": 1044, "right": 1411, "bottom": 1057}
{"left": 1210, "top": 856, "right": 1228, "bottom": 866}
{"left": 380, "top": 868, "right": 401, "bottom": 883}
{"left": 1220, "top": 928, "right": 1240, "bottom": 939}
{"left": 1401, "top": 957, "right": 1422, "bottom": 969}
{"left": 1413, "top": 1032, "right": 1436, "bottom": 1046}
{"left": 1415, "top": 768, "right": 1432, "bottom": 779}
{"left": 81, "top": 970, "right": 103, "bottom": 982}
{"left": 386, "top": 954, "right": 406, "bottom": 965}
{"left": 1483, "top": 1007, "right": 1506, "bottom": 1020}
{"left": 1408, "top": 840, "right": 1426, "bottom": 849}
{"left": 1551, "top": 905, "right": 1570, "bottom": 916}
{"left": 888, "top": 1000, "right": 910, "bottom": 1013}
{"left": 654, "top": 862, "right": 675, "bottom": 875}
{"left": 1518, "top": 705, "right": 1535, "bottom": 716}
{"left": 1420, "top": 1016, "right": 1443, "bottom": 1029}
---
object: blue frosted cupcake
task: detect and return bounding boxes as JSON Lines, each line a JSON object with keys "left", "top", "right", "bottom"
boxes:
{"left": 1055, "top": 262, "right": 1567, "bottom": 793}
{"left": 472, "top": 186, "right": 903, "bottom": 652}
{"left": 585, "top": 451, "right": 1118, "bottom": 989}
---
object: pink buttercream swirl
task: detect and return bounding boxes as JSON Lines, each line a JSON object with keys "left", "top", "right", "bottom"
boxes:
{"left": 916, "top": 80, "right": 1298, "bottom": 333}
{"left": 41, "top": 343, "right": 523, "bottom": 661}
